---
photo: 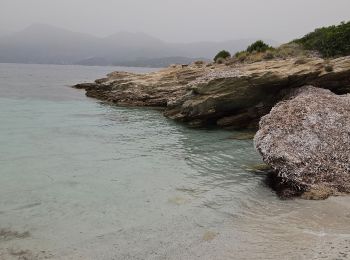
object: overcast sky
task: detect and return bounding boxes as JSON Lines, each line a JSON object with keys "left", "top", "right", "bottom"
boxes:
{"left": 1, "top": 0, "right": 349, "bottom": 43}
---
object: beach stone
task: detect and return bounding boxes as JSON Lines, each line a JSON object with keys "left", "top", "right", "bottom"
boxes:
{"left": 254, "top": 86, "right": 350, "bottom": 199}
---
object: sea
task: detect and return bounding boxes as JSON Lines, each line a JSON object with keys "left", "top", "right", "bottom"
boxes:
{"left": 0, "top": 63, "right": 349, "bottom": 259}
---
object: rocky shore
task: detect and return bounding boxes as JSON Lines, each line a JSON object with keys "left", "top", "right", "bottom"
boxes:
{"left": 74, "top": 57, "right": 350, "bottom": 129}
{"left": 74, "top": 56, "right": 350, "bottom": 199}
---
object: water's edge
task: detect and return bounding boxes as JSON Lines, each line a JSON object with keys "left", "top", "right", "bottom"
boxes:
{"left": 1, "top": 64, "right": 349, "bottom": 260}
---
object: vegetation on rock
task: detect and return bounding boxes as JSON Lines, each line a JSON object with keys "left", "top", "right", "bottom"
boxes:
{"left": 214, "top": 50, "right": 231, "bottom": 62}
{"left": 231, "top": 43, "right": 309, "bottom": 64}
{"left": 294, "top": 21, "right": 350, "bottom": 57}
{"left": 233, "top": 40, "right": 273, "bottom": 62}
{"left": 228, "top": 21, "right": 350, "bottom": 65}
{"left": 216, "top": 21, "right": 349, "bottom": 65}
{"left": 246, "top": 40, "right": 272, "bottom": 53}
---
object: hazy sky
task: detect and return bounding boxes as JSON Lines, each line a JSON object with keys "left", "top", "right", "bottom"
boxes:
{"left": 1, "top": 0, "right": 349, "bottom": 43}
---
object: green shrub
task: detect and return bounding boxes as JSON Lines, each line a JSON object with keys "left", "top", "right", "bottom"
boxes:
{"left": 293, "top": 21, "right": 350, "bottom": 57}
{"left": 234, "top": 51, "right": 244, "bottom": 57}
{"left": 275, "top": 43, "right": 305, "bottom": 58}
{"left": 232, "top": 41, "right": 316, "bottom": 64}
{"left": 234, "top": 51, "right": 247, "bottom": 62}
{"left": 214, "top": 50, "right": 231, "bottom": 62}
{"left": 246, "top": 40, "right": 272, "bottom": 53}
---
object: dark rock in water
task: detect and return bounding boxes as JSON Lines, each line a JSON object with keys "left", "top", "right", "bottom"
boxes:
{"left": 245, "top": 163, "right": 272, "bottom": 173}
{"left": 228, "top": 131, "right": 256, "bottom": 140}
{"left": 72, "top": 82, "right": 98, "bottom": 90}
{"left": 254, "top": 86, "right": 350, "bottom": 199}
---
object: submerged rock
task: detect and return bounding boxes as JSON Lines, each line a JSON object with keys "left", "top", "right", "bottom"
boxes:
{"left": 227, "top": 131, "right": 256, "bottom": 140}
{"left": 254, "top": 86, "right": 350, "bottom": 199}
{"left": 245, "top": 163, "right": 272, "bottom": 173}
{"left": 73, "top": 57, "right": 350, "bottom": 129}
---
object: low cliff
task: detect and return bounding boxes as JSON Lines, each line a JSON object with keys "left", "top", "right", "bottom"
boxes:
{"left": 74, "top": 56, "right": 350, "bottom": 129}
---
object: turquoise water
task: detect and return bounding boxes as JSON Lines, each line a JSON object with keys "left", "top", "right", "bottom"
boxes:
{"left": 0, "top": 64, "right": 350, "bottom": 260}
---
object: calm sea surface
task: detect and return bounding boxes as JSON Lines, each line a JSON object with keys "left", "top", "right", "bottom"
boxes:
{"left": 0, "top": 63, "right": 349, "bottom": 260}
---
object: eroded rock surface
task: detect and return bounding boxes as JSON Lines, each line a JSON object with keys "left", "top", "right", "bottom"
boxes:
{"left": 254, "top": 86, "right": 350, "bottom": 199}
{"left": 74, "top": 56, "right": 350, "bottom": 129}
{"left": 74, "top": 64, "right": 211, "bottom": 107}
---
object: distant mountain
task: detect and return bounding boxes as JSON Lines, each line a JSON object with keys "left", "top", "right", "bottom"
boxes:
{"left": 0, "top": 24, "right": 277, "bottom": 67}
{"left": 0, "top": 24, "right": 100, "bottom": 64}
{"left": 76, "top": 56, "right": 208, "bottom": 68}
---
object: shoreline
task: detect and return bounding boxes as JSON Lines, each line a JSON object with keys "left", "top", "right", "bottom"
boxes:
{"left": 73, "top": 56, "right": 350, "bottom": 199}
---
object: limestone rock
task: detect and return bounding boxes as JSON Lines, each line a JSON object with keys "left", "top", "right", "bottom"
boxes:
{"left": 164, "top": 57, "right": 350, "bottom": 127}
{"left": 73, "top": 57, "right": 350, "bottom": 129}
{"left": 73, "top": 65, "right": 210, "bottom": 107}
{"left": 254, "top": 86, "right": 350, "bottom": 199}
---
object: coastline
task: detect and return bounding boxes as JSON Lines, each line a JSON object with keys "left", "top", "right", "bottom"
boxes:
{"left": 73, "top": 56, "right": 350, "bottom": 199}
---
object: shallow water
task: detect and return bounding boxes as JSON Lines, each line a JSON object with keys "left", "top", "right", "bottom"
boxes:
{"left": 0, "top": 63, "right": 349, "bottom": 260}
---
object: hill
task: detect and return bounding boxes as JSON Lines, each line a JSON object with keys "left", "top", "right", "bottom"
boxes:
{"left": 0, "top": 24, "right": 276, "bottom": 67}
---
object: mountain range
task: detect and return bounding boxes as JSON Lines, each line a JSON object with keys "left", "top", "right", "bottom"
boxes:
{"left": 0, "top": 24, "right": 277, "bottom": 67}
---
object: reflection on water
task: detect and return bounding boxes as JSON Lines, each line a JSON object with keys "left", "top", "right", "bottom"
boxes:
{"left": 0, "top": 64, "right": 349, "bottom": 260}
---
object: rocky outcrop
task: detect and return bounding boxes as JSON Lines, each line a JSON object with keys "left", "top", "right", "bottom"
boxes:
{"left": 74, "top": 56, "right": 350, "bottom": 129}
{"left": 73, "top": 56, "right": 350, "bottom": 199}
{"left": 74, "top": 64, "right": 210, "bottom": 107}
{"left": 254, "top": 86, "right": 350, "bottom": 199}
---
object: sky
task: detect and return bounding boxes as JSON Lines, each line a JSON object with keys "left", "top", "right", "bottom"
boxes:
{"left": 0, "top": 0, "right": 349, "bottom": 43}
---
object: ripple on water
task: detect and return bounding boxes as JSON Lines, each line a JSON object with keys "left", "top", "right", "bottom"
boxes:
{"left": 0, "top": 64, "right": 350, "bottom": 259}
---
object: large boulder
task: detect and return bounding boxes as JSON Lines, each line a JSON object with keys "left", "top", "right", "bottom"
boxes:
{"left": 254, "top": 86, "right": 350, "bottom": 199}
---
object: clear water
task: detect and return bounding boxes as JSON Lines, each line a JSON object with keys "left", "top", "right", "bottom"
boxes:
{"left": 0, "top": 63, "right": 349, "bottom": 260}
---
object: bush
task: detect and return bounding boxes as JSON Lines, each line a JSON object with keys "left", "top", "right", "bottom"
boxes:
{"left": 214, "top": 50, "right": 231, "bottom": 62}
{"left": 231, "top": 41, "right": 318, "bottom": 64}
{"left": 234, "top": 51, "right": 247, "bottom": 60}
{"left": 293, "top": 21, "right": 350, "bottom": 57}
{"left": 234, "top": 51, "right": 244, "bottom": 58}
{"left": 246, "top": 40, "right": 272, "bottom": 53}
{"left": 275, "top": 43, "right": 305, "bottom": 58}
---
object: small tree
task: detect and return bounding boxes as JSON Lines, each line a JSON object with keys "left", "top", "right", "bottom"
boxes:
{"left": 214, "top": 50, "right": 231, "bottom": 62}
{"left": 246, "top": 40, "right": 271, "bottom": 53}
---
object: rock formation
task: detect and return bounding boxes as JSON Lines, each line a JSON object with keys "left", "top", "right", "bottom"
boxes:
{"left": 254, "top": 86, "right": 350, "bottom": 199}
{"left": 74, "top": 64, "right": 209, "bottom": 107}
{"left": 73, "top": 56, "right": 350, "bottom": 199}
{"left": 74, "top": 56, "right": 350, "bottom": 129}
